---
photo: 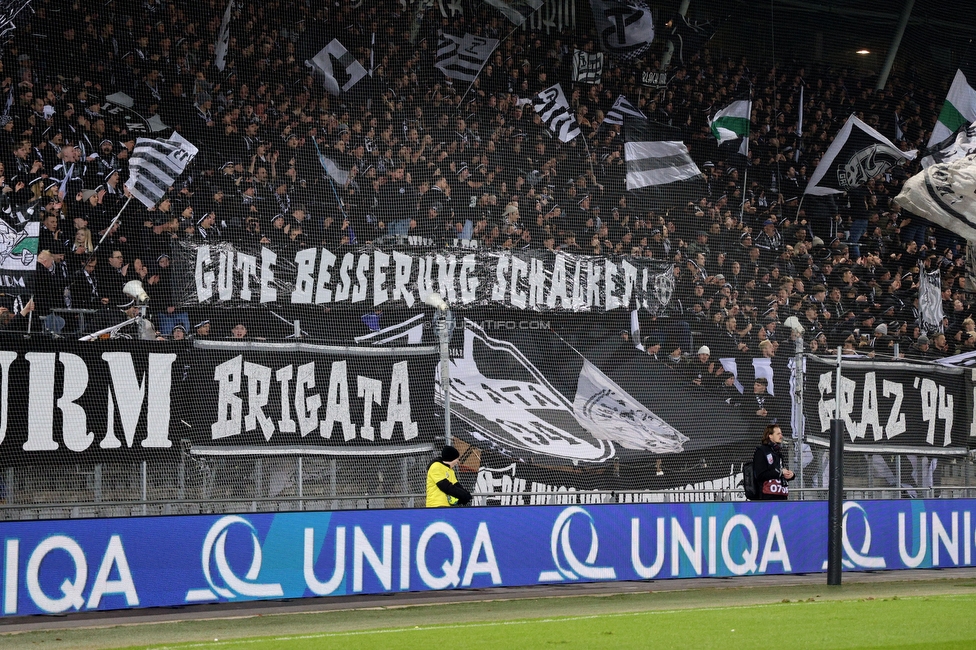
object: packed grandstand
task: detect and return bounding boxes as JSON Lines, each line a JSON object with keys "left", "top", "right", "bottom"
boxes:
{"left": 0, "top": 0, "right": 962, "bottom": 364}
{"left": 0, "top": 0, "right": 970, "bottom": 520}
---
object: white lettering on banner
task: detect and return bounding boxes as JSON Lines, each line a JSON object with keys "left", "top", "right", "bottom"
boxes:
{"left": 353, "top": 254, "right": 369, "bottom": 303}
{"left": 416, "top": 522, "right": 462, "bottom": 589}
{"left": 815, "top": 371, "right": 936, "bottom": 444}
{"left": 631, "top": 517, "right": 666, "bottom": 578}
{"left": 192, "top": 246, "right": 671, "bottom": 311}
{"left": 400, "top": 524, "right": 411, "bottom": 590}
{"left": 86, "top": 536, "right": 139, "bottom": 609}
{"left": 302, "top": 522, "right": 499, "bottom": 596}
{"left": 672, "top": 517, "right": 702, "bottom": 576}
{"left": 211, "top": 358, "right": 417, "bottom": 442}
{"left": 932, "top": 512, "right": 959, "bottom": 566}
{"left": 631, "top": 514, "right": 791, "bottom": 578}
{"left": 353, "top": 526, "right": 392, "bottom": 592}
{"left": 392, "top": 251, "right": 414, "bottom": 307}
{"left": 898, "top": 511, "right": 928, "bottom": 568}
{"left": 373, "top": 250, "right": 390, "bottom": 306}
{"left": 0, "top": 352, "right": 15, "bottom": 446}
{"left": 218, "top": 250, "right": 234, "bottom": 301}
{"left": 304, "top": 527, "right": 346, "bottom": 595}
{"left": 4, "top": 539, "right": 18, "bottom": 614}
{"left": 17, "top": 353, "right": 177, "bottom": 452}
{"left": 260, "top": 248, "right": 277, "bottom": 303}
{"left": 236, "top": 252, "right": 257, "bottom": 301}
{"left": 22, "top": 534, "right": 138, "bottom": 614}
{"left": 195, "top": 245, "right": 214, "bottom": 301}
{"left": 321, "top": 360, "right": 354, "bottom": 440}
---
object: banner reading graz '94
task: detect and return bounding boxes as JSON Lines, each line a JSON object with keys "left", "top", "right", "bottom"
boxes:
{"left": 802, "top": 355, "right": 975, "bottom": 450}
{"left": 171, "top": 240, "right": 675, "bottom": 313}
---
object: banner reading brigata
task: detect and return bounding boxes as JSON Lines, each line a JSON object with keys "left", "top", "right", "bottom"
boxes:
{"left": 190, "top": 340, "right": 438, "bottom": 449}
{"left": 172, "top": 241, "right": 675, "bottom": 313}
{"left": 3, "top": 499, "right": 975, "bottom": 616}
{"left": 0, "top": 339, "right": 438, "bottom": 461}
{"left": 802, "top": 355, "right": 975, "bottom": 450}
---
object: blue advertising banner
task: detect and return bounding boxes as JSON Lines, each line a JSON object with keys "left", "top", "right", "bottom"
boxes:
{"left": 1, "top": 500, "right": 974, "bottom": 617}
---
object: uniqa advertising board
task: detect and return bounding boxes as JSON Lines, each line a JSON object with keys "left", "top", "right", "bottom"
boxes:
{"left": 1, "top": 500, "right": 972, "bottom": 617}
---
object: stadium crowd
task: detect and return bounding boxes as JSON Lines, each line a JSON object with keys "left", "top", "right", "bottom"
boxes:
{"left": 0, "top": 0, "right": 970, "bottom": 362}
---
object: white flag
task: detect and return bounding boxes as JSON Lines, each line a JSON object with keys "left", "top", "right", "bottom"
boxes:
{"left": 572, "top": 50, "right": 604, "bottom": 84}
{"left": 533, "top": 84, "right": 581, "bottom": 143}
{"left": 573, "top": 360, "right": 688, "bottom": 452}
{"left": 305, "top": 39, "right": 368, "bottom": 96}
{"left": 435, "top": 31, "right": 498, "bottom": 82}
{"left": 214, "top": 0, "right": 234, "bottom": 72}
{"left": 894, "top": 153, "right": 976, "bottom": 242}
{"left": 124, "top": 133, "right": 199, "bottom": 208}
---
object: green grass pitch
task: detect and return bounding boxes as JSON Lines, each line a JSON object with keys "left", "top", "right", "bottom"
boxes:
{"left": 4, "top": 579, "right": 975, "bottom": 649}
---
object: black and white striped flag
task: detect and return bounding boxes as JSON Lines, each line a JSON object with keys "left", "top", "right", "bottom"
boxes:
{"left": 603, "top": 95, "right": 646, "bottom": 126}
{"left": 624, "top": 117, "right": 701, "bottom": 190}
{"left": 434, "top": 31, "right": 499, "bottom": 83}
{"left": 572, "top": 50, "right": 604, "bottom": 84}
{"left": 533, "top": 84, "right": 581, "bottom": 143}
{"left": 124, "top": 133, "right": 199, "bottom": 209}
{"left": 305, "top": 39, "right": 368, "bottom": 96}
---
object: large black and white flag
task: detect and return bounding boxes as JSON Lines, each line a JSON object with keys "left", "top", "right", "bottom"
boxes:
{"left": 305, "top": 39, "right": 368, "bottom": 96}
{"left": 572, "top": 50, "right": 604, "bottom": 84}
{"left": 895, "top": 154, "right": 976, "bottom": 242}
{"left": 919, "top": 270, "right": 945, "bottom": 333}
{"left": 533, "top": 84, "right": 581, "bottom": 143}
{"left": 214, "top": 0, "right": 234, "bottom": 72}
{"left": 805, "top": 114, "right": 917, "bottom": 195}
{"left": 603, "top": 95, "right": 646, "bottom": 126}
{"left": 482, "top": 0, "right": 544, "bottom": 26}
{"left": 434, "top": 31, "right": 499, "bottom": 83}
{"left": 624, "top": 118, "right": 701, "bottom": 190}
{"left": 589, "top": 0, "right": 655, "bottom": 61}
{"left": 921, "top": 121, "right": 976, "bottom": 168}
{"left": 124, "top": 133, "right": 199, "bottom": 209}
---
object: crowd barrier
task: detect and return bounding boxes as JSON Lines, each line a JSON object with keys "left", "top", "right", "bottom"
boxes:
{"left": 3, "top": 499, "right": 975, "bottom": 617}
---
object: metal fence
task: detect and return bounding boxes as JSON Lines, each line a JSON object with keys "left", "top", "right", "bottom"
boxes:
{"left": 3, "top": 448, "right": 975, "bottom": 520}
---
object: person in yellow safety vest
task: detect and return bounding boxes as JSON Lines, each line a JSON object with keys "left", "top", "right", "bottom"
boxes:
{"left": 425, "top": 445, "right": 472, "bottom": 507}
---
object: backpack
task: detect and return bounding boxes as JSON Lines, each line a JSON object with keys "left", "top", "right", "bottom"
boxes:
{"left": 742, "top": 461, "right": 758, "bottom": 500}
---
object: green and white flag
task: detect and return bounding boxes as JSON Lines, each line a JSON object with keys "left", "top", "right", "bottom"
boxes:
{"left": 927, "top": 69, "right": 976, "bottom": 149}
{"left": 709, "top": 95, "right": 751, "bottom": 155}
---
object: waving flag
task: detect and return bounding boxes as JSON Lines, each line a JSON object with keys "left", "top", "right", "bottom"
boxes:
{"left": 124, "top": 133, "right": 199, "bottom": 208}
{"left": 533, "top": 84, "right": 581, "bottom": 143}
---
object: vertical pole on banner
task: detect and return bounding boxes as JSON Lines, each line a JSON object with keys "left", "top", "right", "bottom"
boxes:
{"left": 428, "top": 294, "right": 454, "bottom": 446}
{"left": 827, "top": 347, "right": 844, "bottom": 585}
{"left": 794, "top": 335, "right": 805, "bottom": 498}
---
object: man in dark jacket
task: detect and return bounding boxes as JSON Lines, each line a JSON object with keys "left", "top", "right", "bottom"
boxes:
{"left": 425, "top": 445, "right": 472, "bottom": 507}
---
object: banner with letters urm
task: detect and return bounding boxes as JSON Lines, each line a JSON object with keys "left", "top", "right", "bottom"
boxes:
{"left": 2, "top": 500, "right": 975, "bottom": 617}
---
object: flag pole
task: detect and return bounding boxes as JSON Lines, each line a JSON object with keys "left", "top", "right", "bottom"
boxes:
{"left": 96, "top": 196, "right": 133, "bottom": 250}
{"left": 739, "top": 85, "right": 753, "bottom": 224}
